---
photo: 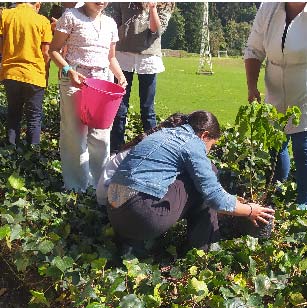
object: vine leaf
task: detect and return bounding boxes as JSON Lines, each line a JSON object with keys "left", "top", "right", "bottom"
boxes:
{"left": 0, "top": 225, "right": 10, "bottom": 240}
{"left": 7, "top": 173, "right": 25, "bottom": 190}
{"left": 38, "top": 240, "right": 54, "bottom": 254}
{"left": 119, "top": 294, "right": 144, "bottom": 308}
{"left": 52, "top": 256, "right": 74, "bottom": 273}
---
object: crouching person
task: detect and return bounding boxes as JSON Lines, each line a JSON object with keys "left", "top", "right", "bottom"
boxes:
{"left": 106, "top": 110, "right": 275, "bottom": 255}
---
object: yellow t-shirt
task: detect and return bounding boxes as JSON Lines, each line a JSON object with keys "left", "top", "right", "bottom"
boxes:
{"left": 0, "top": 4, "right": 52, "bottom": 87}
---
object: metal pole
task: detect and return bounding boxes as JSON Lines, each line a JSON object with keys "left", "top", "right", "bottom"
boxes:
{"left": 197, "top": 2, "right": 213, "bottom": 75}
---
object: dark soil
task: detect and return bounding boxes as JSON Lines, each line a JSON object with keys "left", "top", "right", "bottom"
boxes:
{"left": 0, "top": 260, "right": 30, "bottom": 308}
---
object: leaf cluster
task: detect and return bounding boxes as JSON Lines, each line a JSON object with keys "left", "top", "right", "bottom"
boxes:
{"left": 212, "top": 102, "right": 301, "bottom": 202}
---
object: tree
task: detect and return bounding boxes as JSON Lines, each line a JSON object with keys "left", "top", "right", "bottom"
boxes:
{"left": 212, "top": 2, "right": 258, "bottom": 26}
{"left": 176, "top": 2, "right": 203, "bottom": 53}
{"left": 209, "top": 2, "right": 258, "bottom": 56}
{"left": 162, "top": 8, "right": 186, "bottom": 50}
{"left": 225, "top": 20, "right": 251, "bottom": 56}
{"left": 39, "top": 2, "right": 55, "bottom": 18}
{"left": 209, "top": 18, "right": 226, "bottom": 57}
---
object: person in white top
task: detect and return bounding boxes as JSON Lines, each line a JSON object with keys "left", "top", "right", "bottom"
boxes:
{"left": 49, "top": 2, "right": 127, "bottom": 192}
{"left": 244, "top": 2, "right": 307, "bottom": 208}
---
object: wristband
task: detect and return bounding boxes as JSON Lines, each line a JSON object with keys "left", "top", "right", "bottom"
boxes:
{"left": 62, "top": 65, "right": 72, "bottom": 77}
{"left": 248, "top": 204, "right": 253, "bottom": 217}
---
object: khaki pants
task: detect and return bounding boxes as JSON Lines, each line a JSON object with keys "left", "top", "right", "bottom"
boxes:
{"left": 59, "top": 68, "right": 110, "bottom": 191}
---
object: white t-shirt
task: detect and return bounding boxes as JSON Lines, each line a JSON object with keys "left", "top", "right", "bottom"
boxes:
{"left": 116, "top": 51, "right": 165, "bottom": 74}
{"left": 56, "top": 8, "right": 118, "bottom": 69}
{"left": 96, "top": 150, "right": 129, "bottom": 205}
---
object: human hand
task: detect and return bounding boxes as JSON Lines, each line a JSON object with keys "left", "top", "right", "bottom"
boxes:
{"left": 148, "top": 2, "right": 157, "bottom": 9}
{"left": 248, "top": 86, "right": 261, "bottom": 103}
{"left": 118, "top": 74, "right": 128, "bottom": 88}
{"left": 51, "top": 17, "right": 57, "bottom": 32}
{"left": 68, "top": 70, "right": 86, "bottom": 88}
{"left": 247, "top": 203, "right": 275, "bottom": 226}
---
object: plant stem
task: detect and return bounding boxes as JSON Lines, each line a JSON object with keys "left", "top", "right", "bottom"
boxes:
{"left": 261, "top": 151, "right": 278, "bottom": 203}
{"left": 261, "top": 122, "right": 287, "bottom": 204}
{"left": 249, "top": 117, "right": 254, "bottom": 201}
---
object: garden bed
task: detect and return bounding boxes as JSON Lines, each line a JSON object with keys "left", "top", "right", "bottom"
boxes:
{"left": 0, "top": 85, "right": 306, "bottom": 307}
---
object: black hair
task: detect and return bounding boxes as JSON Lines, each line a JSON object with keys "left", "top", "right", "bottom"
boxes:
{"left": 49, "top": 4, "right": 64, "bottom": 20}
{"left": 187, "top": 110, "right": 221, "bottom": 139}
{"left": 121, "top": 112, "right": 187, "bottom": 151}
{"left": 157, "top": 112, "right": 188, "bottom": 129}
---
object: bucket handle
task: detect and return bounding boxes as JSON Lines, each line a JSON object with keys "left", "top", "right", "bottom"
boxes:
{"left": 82, "top": 81, "right": 125, "bottom": 97}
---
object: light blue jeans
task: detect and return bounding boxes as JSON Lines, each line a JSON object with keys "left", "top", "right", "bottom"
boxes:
{"left": 273, "top": 131, "right": 307, "bottom": 205}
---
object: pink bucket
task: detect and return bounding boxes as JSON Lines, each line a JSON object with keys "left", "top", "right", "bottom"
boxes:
{"left": 76, "top": 78, "right": 125, "bottom": 129}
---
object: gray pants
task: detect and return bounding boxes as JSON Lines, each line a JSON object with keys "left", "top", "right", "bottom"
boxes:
{"left": 107, "top": 175, "right": 220, "bottom": 251}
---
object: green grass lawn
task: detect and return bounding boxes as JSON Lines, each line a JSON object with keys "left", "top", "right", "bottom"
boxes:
{"left": 49, "top": 57, "right": 265, "bottom": 126}
{"left": 48, "top": 61, "right": 59, "bottom": 85}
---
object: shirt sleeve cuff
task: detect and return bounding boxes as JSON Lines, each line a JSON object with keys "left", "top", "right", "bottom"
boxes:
{"left": 222, "top": 194, "right": 237, "bottom": 212}
{"left": 244, "top": 47, "right": 266, "bottom": 63}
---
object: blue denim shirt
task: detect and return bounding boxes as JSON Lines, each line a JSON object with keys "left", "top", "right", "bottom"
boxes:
{"left": 111, "top": 124, "right": 236, "bottom": 212}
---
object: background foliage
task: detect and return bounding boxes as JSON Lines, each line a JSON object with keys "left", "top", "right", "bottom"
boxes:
{"left": 162, "top": 2, "right": 259, "bottom": 56}
{"left": 0, "top": 2, "right": 259, "bottom": 57}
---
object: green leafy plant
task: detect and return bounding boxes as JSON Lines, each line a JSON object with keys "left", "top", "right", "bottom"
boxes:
{"left": 211, "top": 102, "right": 301, "bottom": 240}
{"left": 213, "top": 102, "right": 301, "bottom": 203}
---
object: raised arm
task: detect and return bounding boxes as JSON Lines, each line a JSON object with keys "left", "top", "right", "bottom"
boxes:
{"left": 148, "top": 2, "right": 161, "bottom": 33}
{"left": 148, "top": 2, "right": 174, "bottom": 36}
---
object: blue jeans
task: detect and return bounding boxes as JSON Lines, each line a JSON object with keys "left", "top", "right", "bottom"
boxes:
{"left": 273, "top": 131, "right": 307, "bottom": 205}
{"left": 111, "top": 71, "right": 157, "bottom": 152}
{"left": 3, "top": 79, "right": 45, "bottom": 145}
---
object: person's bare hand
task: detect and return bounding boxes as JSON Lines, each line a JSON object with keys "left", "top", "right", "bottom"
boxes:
{"left": 248, "top": 87, "right": 261, "bottom": 103}
{"left": 51, "top": 17, "right": 57, "bottom": 32}
{"left": 248, "top": 203, "right": 275, "bottom": 226}
{"left": 68, "top": 70, "right": 86, "bottom": 88}
{"left": 148, "top": 2, "right": 157, "bottom": 9}
{"left": 118, "top": 75, "right": 128, "bottom": 88}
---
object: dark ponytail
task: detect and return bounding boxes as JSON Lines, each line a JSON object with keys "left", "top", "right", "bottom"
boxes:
{"left": 187, "top": 110, "right": 221, "bottom": 139}
{"left": 158, "top": 112, "right": 188, "bottom": 128}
